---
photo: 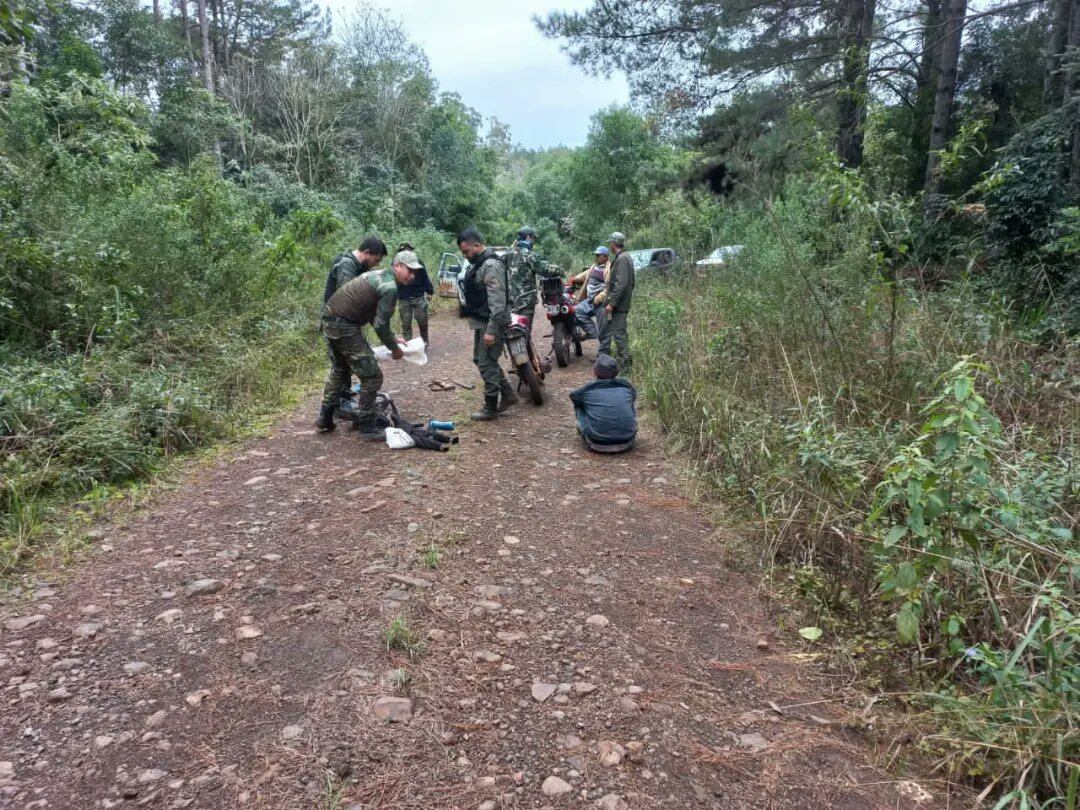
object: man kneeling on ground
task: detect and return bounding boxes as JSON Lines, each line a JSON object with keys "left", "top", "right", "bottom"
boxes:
{"left": 569, "top": 354, "right": 637, "bottom": 453}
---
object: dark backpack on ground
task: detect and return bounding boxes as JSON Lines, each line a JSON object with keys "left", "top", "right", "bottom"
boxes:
{"left": 338, "top": 391, "right": 457, "bottom": 452}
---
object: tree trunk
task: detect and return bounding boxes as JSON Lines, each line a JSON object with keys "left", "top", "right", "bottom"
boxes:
{"left": 179, "top": 0, "right": 195, "bottom": 70}
{"left": 152, "top": 0, "right": 162, "bottom": 23}
{"left": 909, "top": 0, "right": 944, "bottom": 192}
{"left": 1044, "top": 0, "right": 1072, "bottom": 107}
{"left": 924, "top": 0, "right": 967, "bottom": 193}
{"left": 209, "top": 0, "right": 225, "bottom": 84}
{"left": 1066, "top": 0, "right": 1080, "bottom": 193}
{"left": 197, "top": 0, "right": 214, "bottom": 91}
{"left": 836, "top": 0, "right": 876, "bottom": 167}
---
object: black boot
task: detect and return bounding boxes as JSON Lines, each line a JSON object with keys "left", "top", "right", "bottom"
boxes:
{"left": 498, "top": 379, "right": 519, "bottom": 412}
{"left": 314, "top": 403, "right": 336, "bottom": 433}
{"left": 470, "top": 394, "right": 499, "bottom": 421}
{"left": 355, "top": 418, "right": 386, "bottom": 442}
{"left": 419, "top": 322, "right": 430, "bottom": 347}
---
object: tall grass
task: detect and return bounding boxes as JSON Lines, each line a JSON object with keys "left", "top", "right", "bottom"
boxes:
{"left": 630, "top": 156, "right": 1079, "bottom": 803}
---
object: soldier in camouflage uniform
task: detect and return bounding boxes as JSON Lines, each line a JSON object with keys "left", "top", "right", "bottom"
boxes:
{"left": 323, "top": 236, "right": 389, "bottom": 304}
{"left": 506, "top": 225, "right": 548, "bottom": 319}
{"left": 315, "top": 250, "right": 422, "bottom": 439}
{"left": 457, "top": 227, "right": 515, "bottom": 421}
{"left": 321, "top": 237, "right": 389, "bottom": 408}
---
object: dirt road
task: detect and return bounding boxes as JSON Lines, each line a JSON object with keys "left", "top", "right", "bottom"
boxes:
{"left": 1, "top": 311, "right": 928, "bottom": 809}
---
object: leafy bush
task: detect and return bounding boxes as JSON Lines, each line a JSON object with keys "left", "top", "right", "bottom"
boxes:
{"left": 869, "top": 360, "right": 1077, "bottom": 796}
{"left": 0, "top": 71, "right": 341, "bottom": 570}
{"left": 631, "top": 148, "right": 1079, "bottom": 803}
{"left": 981, "top": 103, "right": 1080, "bottom": 326}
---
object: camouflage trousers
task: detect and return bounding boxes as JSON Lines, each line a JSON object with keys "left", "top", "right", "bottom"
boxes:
{"left": 472, "top": 328, "right": 508, "bottom": 399}
{"left": 321, "top": 318, "right": 382, "bottom": 421}
{"left": 398, "top": 297, "right": 429, "bottom": 343}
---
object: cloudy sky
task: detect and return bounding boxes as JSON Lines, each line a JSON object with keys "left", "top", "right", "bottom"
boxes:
{"left": 333, "top": 0, "right": 629, "bottom": 149}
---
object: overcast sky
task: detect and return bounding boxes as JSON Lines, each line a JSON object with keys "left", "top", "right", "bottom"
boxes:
{"left": 332, "top": 0, "right": 629, "bottom": 149}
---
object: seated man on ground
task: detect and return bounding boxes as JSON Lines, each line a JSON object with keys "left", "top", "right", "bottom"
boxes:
{"left": 569, "top": 354, "right": 638, "bottom": 453}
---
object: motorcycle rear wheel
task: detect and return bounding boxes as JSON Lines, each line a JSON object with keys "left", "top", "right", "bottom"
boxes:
{"left": 518, "top": 362, "right": 544, "bottom": 406}
{"left": 553, "top": 321, "right": 570, "bottom": 367}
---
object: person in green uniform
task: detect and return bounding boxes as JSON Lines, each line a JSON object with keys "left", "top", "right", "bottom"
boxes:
{"left": 321, "top": 237, "right": 389, "bottom": 408}
{"left": 599, "top": 230, "right": 635, "bottom": 374}
{"left": 315, "top": 250, "right": 421, "bottom": 439}
{"left": 457, "top": 227, "right": 515, "bottom": 421}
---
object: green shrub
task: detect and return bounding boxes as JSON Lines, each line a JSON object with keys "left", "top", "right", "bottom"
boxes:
{"left": 631, "top": 148, "right": 1079, "bottom": 803}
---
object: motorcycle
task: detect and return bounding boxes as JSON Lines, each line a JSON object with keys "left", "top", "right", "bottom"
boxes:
{"left": 504, "top": 312, "right": 545, "bottom": 405}
{"left": 541, "top": 275, "right": 587, "bottom": 368}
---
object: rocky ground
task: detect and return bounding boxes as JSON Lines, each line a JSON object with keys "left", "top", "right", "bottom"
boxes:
{"left": 0, "top": 310, "right": 938, "bottom": 809}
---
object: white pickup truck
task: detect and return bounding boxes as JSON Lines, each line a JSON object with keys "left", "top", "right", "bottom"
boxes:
{"left": 436, "top": 247, "right": 511, "bottom": 317}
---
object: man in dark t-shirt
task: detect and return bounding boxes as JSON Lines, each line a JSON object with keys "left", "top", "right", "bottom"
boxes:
{"left": 394, "top": 241, "right": 434, "bottom": 347}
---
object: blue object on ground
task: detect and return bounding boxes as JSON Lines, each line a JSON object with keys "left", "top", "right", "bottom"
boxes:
{"left": 428, "top": 419, "right": 455, "bottom": 431}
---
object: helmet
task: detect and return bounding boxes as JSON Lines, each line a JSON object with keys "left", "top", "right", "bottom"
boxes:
{"left": 607, "top": 231, "right": 626, "bottom": 247}
{"left": 517, "top": 225, "right": 538, "bottom": 240}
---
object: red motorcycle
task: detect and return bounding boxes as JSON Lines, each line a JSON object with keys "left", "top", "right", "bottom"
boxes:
{"left": 541, "top": 275, "right": 586, "bottom": 368}
{"left": 504, "top": 312, "right": 545, "bottom": 405}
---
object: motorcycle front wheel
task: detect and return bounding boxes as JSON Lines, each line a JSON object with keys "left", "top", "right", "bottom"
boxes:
{"left": 518, "top": 361, "right": 544, "bottom": 406}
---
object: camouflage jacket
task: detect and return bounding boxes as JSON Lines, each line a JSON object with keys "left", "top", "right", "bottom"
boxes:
{"left": 322, "top": 267, "right": 399, "bottom": 351}
{"left": 323, "top": 252, "right": 365, "bottom": 303}
{"left": 606, "top": 250, "right": 635, "bottom": 313}
{"left": 506, "top": 242, "right": 550, "bottom": 314}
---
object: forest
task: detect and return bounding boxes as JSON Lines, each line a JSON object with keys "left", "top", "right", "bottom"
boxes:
{"left": 1, "top": 0, "right": 1077, "bottom": 803}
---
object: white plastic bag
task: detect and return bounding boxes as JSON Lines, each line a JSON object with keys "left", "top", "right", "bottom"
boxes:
{"left": 384, "top": 427, "right": 415, "bottom": 450}
{"left": 374, "top": 336, "right": 427, "bottom": 366}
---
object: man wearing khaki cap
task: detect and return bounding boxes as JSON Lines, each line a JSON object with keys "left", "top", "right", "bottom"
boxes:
{"left": 394, "top": 241, "right": 434, "bottom": 347}
{"left": 599, "top": 231, "right": 635, "bottom": 374}
{"left": 315, "top": 249, "right": 419, "bottom": 440}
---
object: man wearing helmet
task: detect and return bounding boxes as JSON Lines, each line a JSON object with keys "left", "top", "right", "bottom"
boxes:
{"left": 506, "top": 225, "right": 547, "bottom": 322}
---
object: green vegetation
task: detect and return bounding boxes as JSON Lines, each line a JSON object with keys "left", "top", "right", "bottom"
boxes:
{"left": 2, "top": 0, "right": 1077, "bottom": 801}
{"left": 512, "top": 3, "right": 1078, "bottom": 801}
{"left": 0, "top": 2, "right": 503, "bottom": 570}
{"left": 384, "top": 617, "right": 423, "bottom": 659}
{"left": 420, "top": 543, "right": 441, "bottom": 569}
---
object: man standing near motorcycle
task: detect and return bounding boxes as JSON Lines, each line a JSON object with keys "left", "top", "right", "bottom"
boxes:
{"left": 315, "top": 250, "right": 420, "bottom": 439}
{"left": 507, "top": 225, "right": 546, "bottom": 321}
{"left": 569, "top": 246, "right": 610, "bottom": 340}
{"left": 599, "top": 231, "right": 635, "bottom": 374}
{"left": 458, "top": 227, "right": 516, "bottom": 421}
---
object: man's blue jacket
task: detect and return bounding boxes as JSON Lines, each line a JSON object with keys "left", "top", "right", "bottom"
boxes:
{"left": 569, "top": 377, "right": 637, "bottom": 447}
